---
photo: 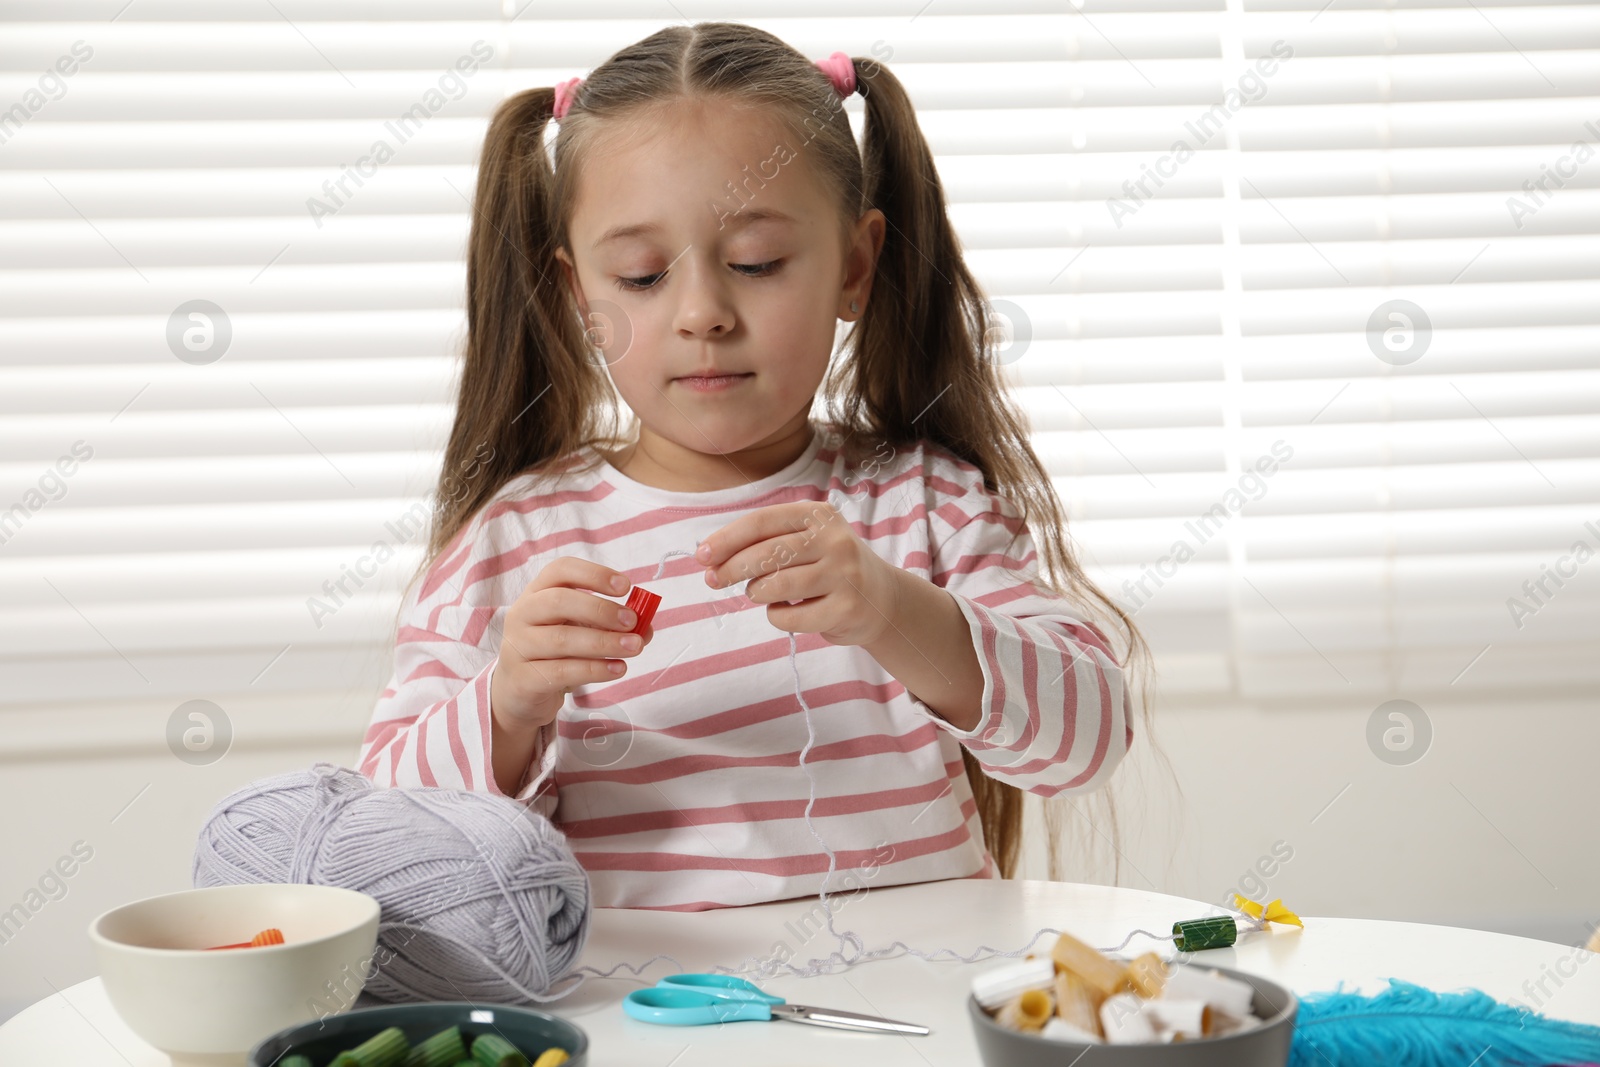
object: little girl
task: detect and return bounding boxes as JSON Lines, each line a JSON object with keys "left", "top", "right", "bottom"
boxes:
{"left": 358, "top": 22, "right": 1152, "bottom": 912}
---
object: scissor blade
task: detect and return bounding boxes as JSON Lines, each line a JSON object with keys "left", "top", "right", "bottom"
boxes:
{"left": 771, "top": 1003, "right": 930, "bottom": 1035}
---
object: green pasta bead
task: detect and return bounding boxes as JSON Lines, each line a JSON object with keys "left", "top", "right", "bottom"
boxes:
{"left": 279, "top": 1057, "right": 314, "bottom": 1067}
{"left": 1172, "top": 915, "right": 1238, "bottom": 952}
{"left": 401, "top": 1025, "right": 468, "bottom": 1067}
{"left": 336, "top": 1025, "right": 411, "bottom": 1067}
{"left": 471, "top": 1032, "right": 530, "bottom": 1067}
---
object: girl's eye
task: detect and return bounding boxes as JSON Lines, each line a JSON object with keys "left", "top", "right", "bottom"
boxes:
{"left": 615, "top": 273, "right": 664, "bottom": 292}
{"left": 613, "top": 260, "right": 783, "bottom": 292}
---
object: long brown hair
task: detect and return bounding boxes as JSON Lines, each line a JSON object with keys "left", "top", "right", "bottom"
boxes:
{"left": 402, "top": 21, "right": 1171, "bottom": 886}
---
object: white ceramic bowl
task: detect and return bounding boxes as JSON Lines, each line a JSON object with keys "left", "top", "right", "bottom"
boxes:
{"left": 89, "top": 883, "right": 381, "bottom": 1067}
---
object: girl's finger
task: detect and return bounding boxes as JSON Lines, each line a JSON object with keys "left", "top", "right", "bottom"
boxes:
{"left": 522, "top": 655, "right": 629, "bottom": 701}
{"left": 761, "top": 595, "right": 824, "bottom": 635}
{"left": 529, "top": 556, "right": 631, "bottom": 599}
{"left": 522, "top": 586, "right": 640, "bottom": 632}
{"left": 699, "top": 501, "right": 827, "bottom": 567}
{"left": 746, "top": 561, "right": 822, "bottom": 605}
{"left": 709, "top": 529, "right": 820, "bottom": 590}
{"left": 530, "top": 622, "right": 643, "bottom": 663}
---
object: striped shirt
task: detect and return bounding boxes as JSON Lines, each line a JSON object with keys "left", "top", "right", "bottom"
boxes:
{"left": 357, "top": 420, "right": 1133, "bottom": 911}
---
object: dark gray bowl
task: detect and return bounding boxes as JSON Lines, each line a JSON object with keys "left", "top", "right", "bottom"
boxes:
{"left": 969, "top": 963, "right": 1296, "bottom": 1066}
{"left": 248, "top": 1000, "right": 587, "bottom": 1066}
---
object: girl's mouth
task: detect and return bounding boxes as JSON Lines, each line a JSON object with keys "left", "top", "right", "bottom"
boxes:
{"left": 674, "top": 373, "right": 753, "bottom": 392}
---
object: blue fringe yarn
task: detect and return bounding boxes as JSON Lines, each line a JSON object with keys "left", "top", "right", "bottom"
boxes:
{"left": 1290, "top": 978, "right": 1600, "bottom": 1067}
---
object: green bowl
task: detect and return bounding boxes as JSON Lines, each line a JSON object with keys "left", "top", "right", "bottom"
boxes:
{"left": 248, "top": 1000, "right": 587, "bottom": 1066}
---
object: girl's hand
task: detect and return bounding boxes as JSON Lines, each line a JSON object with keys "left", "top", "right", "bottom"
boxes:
{"left": 490, "top": 558, "right": 654, "bottom": 733}
{"left": 698, "top": 501, "right": 902, "bottom": 648}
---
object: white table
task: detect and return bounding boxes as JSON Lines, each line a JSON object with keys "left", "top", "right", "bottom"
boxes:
{"left": 4, "top": 879, "right": 1597, "bottom": 1065}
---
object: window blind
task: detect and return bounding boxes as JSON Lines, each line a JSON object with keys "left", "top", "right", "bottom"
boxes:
{"left": 3, "top": 1, "right": 1596, "bottom": 763}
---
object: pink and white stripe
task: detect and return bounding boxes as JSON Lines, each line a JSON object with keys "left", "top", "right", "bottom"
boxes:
{"left": 357, "top": 422, "right": 1133, "bottom": 910}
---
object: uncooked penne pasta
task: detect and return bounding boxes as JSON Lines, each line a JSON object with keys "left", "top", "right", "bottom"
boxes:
{"left": 996, "top": 988, "right": 1053, "bottom": 1033}
{"left": 1099, "top": 992, "right": 1158, "bottom": 1044}
{"left": 971, "top": 956, "right": 1055, "bottom": 1010}
{"left": 1053, "top": 968, "right": 1104, "bottom": 1038}
{"left": 1126, "top": 951, "right": 1169, "bottom": 998}
{"left": 1040, "top": 1017, "right": 1104, "bottom": 1045}
{"left": 1209, "top": 1009, "right": 1263, "bottom": 1037}
{"left": 1050, "top": 932, "right": 1132, "bottom": 998}
{"left": 980, "top": 928, "right": 1268, "bottom": 1048}
{"left": 1145, "top": 998, "right": 1209, "bottom": 1040}
{"left": 1161, "top": 962, "right": 1255, "bottom": 1019}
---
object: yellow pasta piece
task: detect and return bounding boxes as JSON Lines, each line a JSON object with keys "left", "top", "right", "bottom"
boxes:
{"left": 1050, "top": 932, "right": 1131, "bottom": 998}
{"left": 1126, "top": 952, "right": 1169, "bottom": 998}
{"left": 1053, "top": 968, "right": 1104, "bottom": 1039}
{"left": 996, "top": 988, "right": 1053, "bottom": 1033}
{"left": 532, "top": 1050, "right": 570, "bottom": 1067}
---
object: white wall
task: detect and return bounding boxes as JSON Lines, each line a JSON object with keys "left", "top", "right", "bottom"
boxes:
{"left": 0, "top": 689, "right": 370, "bottom": 1026}
{"left": 1019, "top": 693, "right": 1600, "bottom": 950}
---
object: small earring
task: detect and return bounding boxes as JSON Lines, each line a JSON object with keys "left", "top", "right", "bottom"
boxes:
{"left": 850, "top": 301, "right": 859, "bottom": 314}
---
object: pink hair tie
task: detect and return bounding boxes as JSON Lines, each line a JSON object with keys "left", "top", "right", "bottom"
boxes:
{"left": 814, "top": 51, "right": 856, "bottom": 98}
{"left": 553, "top": 75, "right": 583, "bottom": 120}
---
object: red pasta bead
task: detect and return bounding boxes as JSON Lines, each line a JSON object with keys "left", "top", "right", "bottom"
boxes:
{"left": 625, "top": 585, "right": 660, "bottom": 637}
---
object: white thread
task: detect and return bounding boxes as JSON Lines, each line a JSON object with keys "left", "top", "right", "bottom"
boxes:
{"left": 522, "top": 723, "right": 561, "bottom": 801}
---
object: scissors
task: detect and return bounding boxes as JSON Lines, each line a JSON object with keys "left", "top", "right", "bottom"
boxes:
{"left": 622, "top": 973, "right": 930, "bottom": 1035}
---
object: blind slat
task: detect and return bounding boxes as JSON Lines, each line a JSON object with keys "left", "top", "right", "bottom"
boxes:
{"left": 3, "top": 5, "right": 1594, "bottom": 710}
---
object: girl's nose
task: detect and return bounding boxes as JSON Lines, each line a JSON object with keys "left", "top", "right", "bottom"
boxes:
{"left": 671, "top": 256, "right": 736, "bottom": 338}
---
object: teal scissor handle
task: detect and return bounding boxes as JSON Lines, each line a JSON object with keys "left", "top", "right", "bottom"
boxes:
{"left": 657, "top": 974, "right": 785, "bottom": 1005}
{"left": 623, "top": 987, "right": 775, "bottom": 1026}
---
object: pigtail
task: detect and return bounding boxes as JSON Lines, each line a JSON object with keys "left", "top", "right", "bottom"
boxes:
{"left": 842, "top": 58, "right": 995, "bottom": 463}
{"left": 837, "top": 57, "right": 1166, "bottom": 888}
{"left": 403, "top": 86, "right": 622, "bottom": 608}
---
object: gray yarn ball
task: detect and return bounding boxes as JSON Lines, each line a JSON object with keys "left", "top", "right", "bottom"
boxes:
{"left": 191, "top": 761, "right": 590, "bottom": 1005}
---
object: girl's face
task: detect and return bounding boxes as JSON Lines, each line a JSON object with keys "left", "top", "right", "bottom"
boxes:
{"left": 555, "top": 96, "right": 884, "bottom": 482}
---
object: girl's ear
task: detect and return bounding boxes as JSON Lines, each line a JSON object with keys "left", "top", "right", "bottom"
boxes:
{"left": 839, "top": 208, "right": 887, "bottom": 320}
